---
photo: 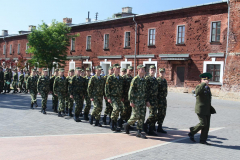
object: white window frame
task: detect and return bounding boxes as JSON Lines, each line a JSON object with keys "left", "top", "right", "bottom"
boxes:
{"left": 86, "top": 36, "right": 91, "bottom": 50}
{"left": 121, "top": 59, "right": 132, "bottom": 69}
{"left": 100, "top": 59, "right": 111, "bottom": 76}
{"left": 69, "top": 60, "right": 75, "bottom": 71}
{"left": 203, "top": 58, "right": 224, "bottom": 85}
{"left": 17, "top": 44, "right": 20, "bottom": 54}
{"left": 176, "top": 25, "right": 185, "bottom": 44}
{"left": 26, "top": 43, "right": 29, "bottom": 53}
{"left": 210, "top": 21, "right": 221, "bottom": 42}
{"left": 124, "top": 31, "right": 131, "bottom": 48}
{"left": 3, "top": 44, "right": 6, "bottom": 55}
{"left": 104, "top": 34, "right": 109, "bottom": 49}
{"left": 9, "top": 44, "right": 12, "bottom": 54}
{"left": 143, "top": 58, "right": 157, "bottom": 77}
{"left": 148, "top": 28, "right": 156, "bottom": 46}
{"left": 71, "top": 37, "right": 75, "bottom": 51}
{"left": 83, "top": 59, "right": 92, "bottom": 69}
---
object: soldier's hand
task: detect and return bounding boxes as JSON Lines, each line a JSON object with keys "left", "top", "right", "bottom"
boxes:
{"left": 108, "top": 99, "right": 112, "bottom": 103}
{"left": 104, "top": 97, "right": 107, "bottom": 100}
{"left": 130, "top": 102, "right": 135, "bottom": 107}
{"left": 49, "top": 91, "right": 52, "bottom": 94}
{"left": 70, "top": 95, "right": 73, "bottom": 99}
{"left": 90, "top": 98, "right": 94, "bottom": 101}
{"left": 55, "top": 94, "right": 58, "bottom": 96}
{"left": 146, "top": 102, "right": 151, "bottom": 107}
{"left": 121, "top": 98, "right": 124, "bottom": 102}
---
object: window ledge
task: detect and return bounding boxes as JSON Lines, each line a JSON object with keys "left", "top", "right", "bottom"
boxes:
{"left": 209, "top": 82, "right": 222, "bottom": 85}
{"left": 210, "top": 42, "right": 221, "bottom": 45}
{"left": 148, "top": 45, "right": 156, "bottom": 48}
{"left": 86, "top": 49, "right": 92, "bottom": 51}
{"left": 123, "top": 47, "right": 131, "bottom": 49}
{"left": 175, "top": 43, "right": 186, "bottom": 46}
{"left": 103, "top": 48, "right": 110, "bottom": 51}
{"left": 71, "top": 50, "right": 75, "bottom": 52}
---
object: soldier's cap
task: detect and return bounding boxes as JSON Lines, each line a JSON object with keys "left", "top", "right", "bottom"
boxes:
{"left": 137, "top": 65, "right": 145, "bottom": 69}
{"left": 95, "top": 65, "right": 103, "bottom": 70}
{"left": 76, "top": 67, "right": 81, "bottom": 70}
{"left": 43, "top": 68, "right": 48, "bottom": 71}
{"left": 199, "top": 72, "right": 212, "bottom": 80}
{"left": 150, "top": 65, "right": 156, "bottom": 69}
{"left": 113, "top": 63, "right": 121, "bottom": 68}
{"left": 121, "top": 68, "right": 126, "bottom": 72}
{"left": 109, "top": 66, "right": 113, "bottom": 70}
{"left": 59, "top": 68, "right": 65, "bottom": 72}
{"left": 55, "top": 69, "right": 59, "bottom": 72}
{"left": 128, "top": 66, "right": 134, "bottom": 70}
{"left": 32, "top": 69, "right": 37, "bottom": 72}
{"left": 69, "top": 69, "right": 74, "bottom": 72}
{"left": 13, "top": 68, "right": 17, "bottom": 71}
{"left": 159, "top": 68, "right": 165, "bottom": 72}
{"left": 85, "top": 67, "right": 91, "bottom": 71}
{"left": 81, "top": 69, "right": 84, "bottom": 72}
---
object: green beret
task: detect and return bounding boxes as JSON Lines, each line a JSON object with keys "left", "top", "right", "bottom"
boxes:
{"left": 121, "top": 68, "right": 126, "bottom": 72}
{"left": 128, "top": 66, "right": 134, "bottom": 70}
{"left": 59, "top": 68, "right": 65, "bottom": 72}
{"left": 137, "top": 65, "right": 145, "bottom": 69}
{"left": 159, "top": 68, "right": 165, "bottom": 72}
{"left": 95, "top": 65, "right": 103, "bottom": 70}
{"left": 113, "top": 63, "right": 121, "bottom": 68}
{"left": 76, "top": 67, "right": 81, "bottom": 70}
{"left": 69, "top": 69, "right": 74, "bottom": 72}
{"left": 86, "top": 67, "right": 91, "bottom": 71}
{"left": 81, "top": 69, "right": 84, "bottom": 72}
{"left": 13, "top": 68, "right": 17, "bottom": 71}
{"left": 199, "top": 72, "right": 212, "bottom": 79}
{"left": 109, "top": 66, "right": 113, "bottom": 70}
{"left": 150, "top": 65, "right": 156, "bottom": 69}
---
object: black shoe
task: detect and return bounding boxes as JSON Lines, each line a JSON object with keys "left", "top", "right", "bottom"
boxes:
{"left": 84, "top": 113, "right": 89, "bottom": 121}
{"left": 136, "top": 130, "right": 147, "bottom": 139}
{"left": 188, "top": 132, "right": 196, "bottom": 142}
{"left": 30, "top": 103, "right": 34, "bottom": 109}
{"left": 143, "top": 123, "right": 148, "bottom": 133}
{"left": 95, "top": 120, "right": 102, "bottom": 127}
{"left": 74, "top": 115, "right": 81, "bottom": 122}
{"left": 79, "top": 112, "right": 83, "bottom": 117}
{"left": 148, "top": 126, "right": 158, "bottom": 136}
{"left": 153, "top": 126, "right": 156, "bottom": 131}
{"left": 157, "top": 124, "right": 167, "bottom": 133}
{"left": 58, "top": 112, "right": 63, "bottom": 117}
{"left": 68, "top": 109, "right": 73, "bottom": 117}
{"left": 109, "top": 118, "right": 112, "bottom": 125}
{"left": 123, "top": 123, "right": 130, "bottom": 134}
{"left": 111, "top": 120, "right": 116, "bottom": 131}
{"left": 103, "top": 115, "right": 107, "bottom": 125}
{"left": 118, "top": 118, "right": 123, "bottom": 129}
{"left": 65, "top": 107, "right": 68, "bottom": 114}
{"left": 42, "top": 109, "right": 46, "bottom": 114}
{"left": 89, "top": 115, "right": 93, "bottom": 125}
{"left": 34, "top": 102, "right": 38, "bottom": 107}
{"left": 200, "top": 140, "right": 211, "bottom": 145}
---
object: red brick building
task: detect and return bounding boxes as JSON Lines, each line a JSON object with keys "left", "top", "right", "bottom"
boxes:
{"left": 0, "top": 0, "right": 240, "bottom": 99}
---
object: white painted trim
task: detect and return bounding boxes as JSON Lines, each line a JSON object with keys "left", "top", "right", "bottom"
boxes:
{"left": 100, "top": 60, "right": 112, "bottom": 76}
{"left": 83, "top": 60, "right": 92, "bottom": 69}
{"left": 176, "top": 25, "right": 185, "bottom": 44}
{"left": 71, "top": 37, "right": 75, "bottom": 51}
{"left": 121, "top": 59, "right": 132, "bottom": 69}
{"left": 3, "top": 44, "right": 6, "bottom": 55}
{"left": 203, "top": 60, "right": 224, "bottom": 85}
{"left": 17, "top": 44, "right": 20, "bottom": 54}
{"left": 69, "top": 59, "right": 75, "bottom": 71}
{"left": 86, "top": 35, "right": 91, "bottom": 50}
{"left": 148, "top": 28, "right": 156, "bottom": 46}
{"left": 210, "top": 21, "right": 221, "bottom": 42}
{"left": 143, "top": 59, "right": 157, "bottom": 77}
{"left": 103, "top": 34, "right": 109, "bottom": 49}
{"left": 9, "top": 44, "right": 12, "bottom": 54}
{"left": 124, "top": 31, "right": 131, "bottom": 47}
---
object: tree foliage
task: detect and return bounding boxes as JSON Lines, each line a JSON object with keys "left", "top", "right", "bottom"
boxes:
{"left": 27, "top": 20, "right": 79, "bottom": 74}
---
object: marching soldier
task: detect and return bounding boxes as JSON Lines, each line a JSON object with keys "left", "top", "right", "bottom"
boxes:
{"left": 0, "top": 66, "right": 4, "bottom": 94}
{"left": 123, "top": 64, "right": 148, "bottom": 139}
{"left": 87, "top": 66, "right": 105, "bottom": 127}
{"left": 50, "top": 69, "right": 59, "bottom": 113}
{"left": 156, "top": 68, "right": 168, "bottom": 133}
{"left": 27, "top": 69, "right": 38, "bottom": 109}
{"left": 188, "top": 72, "right": 216, "bottom": 145}
{"left": 66, "top": 69, "right": 74, "bottom": 117}
{"left": 53, "top": 68, "right": 68, "bottom": 117}
{"left": 37, "top": 68, "right": 50, "bottom": 114}
{"left": 18, "top": 70, "right": 24, "bottom": 93}
{"left": 79, "top": 68, "right": 86, "bottom": 117}
{"left": 3, "top": 68, "right": 10, "bottom": 93}
{"left": 143, "top": 65, "right": 158, "bottom": 136}
{"left": 83, "top": 67, "right": 92, "bottom": 120}
{"left": 121, "top": 68, "right": 127, "bottom": 76}
{"left": 69, "top": 67, "right": 86, "bottom": 122}
{"left": 102, "top": 66, "right": 114, "bottom": 125}
{"left": 105, "top": 63, "right": 124, "bottom": 132}
{"left": 12, "top": 68, "right": 18, "bottom": 93}
{"left": 24, "top": 70, "right": 30, "bottom": 93}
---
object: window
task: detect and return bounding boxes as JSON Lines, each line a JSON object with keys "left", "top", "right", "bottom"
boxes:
{"left": 9, "top": 45, "right": 12, "bottom": 54}
{"left": 207, "top": 64, "right": 220, "bottom": 82}
{"left": 17, "top": 44, "right": 20, "bottom": 54}
{"left": 3, "top": 44, "right": 6, "bottom": 55}
{"left": 125, "top": 32, "right": 130, "bottom": 48}
{"left": 104, "top": 34, "right": 109, "bottom": 49}
{"left": 71, "top": 38, "right": 75, "bottom": 51}
{"left": 211, "top": 22, "right": 221, "bottom": 42}
{"left": 148, "top": 29, "right": 155, "bottom": 46}
{"left": 86, "top": 36, "right": 91, "bottom": 50}
{"left": 26, "top": 43, "right": 29, "bottom": 53}
{"left": 177, "top": 25, "right": 185, "bottom": 44}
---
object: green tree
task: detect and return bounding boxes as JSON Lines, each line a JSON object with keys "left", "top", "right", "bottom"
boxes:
{"left": 27, "top": 20, "right": 79, "bottom": 75}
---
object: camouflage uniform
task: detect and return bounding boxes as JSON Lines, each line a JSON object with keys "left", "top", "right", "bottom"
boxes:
{"left": 37, "top": 74, "right": 50, "bottom": 111}
{"left": 84, "top": 75, "right": 92, "bottom": 115}
{"left": 88, "top": 74, "right": 105, "bottom": 120}
{"left": 23, "top": 73, "right": 29, "bottom": 93}
{"left": 0, "top": 68, "right": 4, "bottom": 93}
{"left": 53, "top": 74, "right": 68, "bottom": 113}
{"left": 50, "top": 72, "right": 58, "bottom": 112}
{"left": 4, "top": 70, "right": 10, "bottom": 92}
{"left": 12, "top": 71, "right": 18, "bottom": 93}
{"left": 103, "top": 75, "right": 113, "bottom": 116}
{"left": 19, "top": 73, "right": 24, "bottom": 92}
{"left": 66, "top": 75, "right": 73, "bottom": 110}
{"left": 27, "top": 74, "right": 38, "bottom": 107}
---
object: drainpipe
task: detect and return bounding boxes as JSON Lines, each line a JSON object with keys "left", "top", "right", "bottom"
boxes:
{"left": 224, "top": 0, "right": 230, "bottom": 72}
{"left": 133, "top": 16, "right": 137, "bottom": 77}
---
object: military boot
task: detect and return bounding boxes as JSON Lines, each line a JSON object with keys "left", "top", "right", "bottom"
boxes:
{"left": 89, "top": 115, "right": 94, "bottom": 125}
{"left": 84, "top": 113, "right": 89, "bottom": 121}
{"left": 74, "top": 114, "right": 81, "bottom": 122}
{"left": 65, "top": 107, "right": 68, "bottom": 114}
{"left": 68, "top": 109, "right": 73, "bottom": 117}
{"left": 58, "top": 111, "right": 63, "bottom": 117}
{"left": 30, "top": 103, "right": 34, "bottom": 109}
{"left": 109, "top": 117, "right": 112, "bottom": 125}
{"left": 95, "top": 120, "right": 102, "bottom": 127}
{"left": 42, "top": 109, "right": 46, "bottom": 114}
{"left": 157, "top": 124, "right": 167, "bottom": 133}
{"left": 148, "top": 126, "right": 158, "bottom": 136}
{"left": 143, "top": 123, "right": 149, "bottom": 133}
{"left": 111, "top": 120, "right": 116, "bottom": 131}
{"left": 34, "top": 101, "right": 38, "bottom": 108}
{"left": 79, "top": 112, "right": 83, "bottom": 117}
{"left": 136, "top": 130, "right": 147, "bottom": 139}
{"left": 102, "top": 115, "right": 107, "bottom": 125}
{"left": 118, "top": 118, "right": 123, "bottom": 129}
{"left": 123, "top": 123, "right": 130, "bottom": 134}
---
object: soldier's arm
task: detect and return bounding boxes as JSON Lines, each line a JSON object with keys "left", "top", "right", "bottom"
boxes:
{"left": 37, "top": 78, "right": 41, "bottom": 92}
{"left": 145, "top": 76, "right": 151, "bottom": 102}
{"left": 26, "top": 77, "right": 30, "bottom": 90}
{"left": 87, "top": 76, "right": 94, "bottom": 98}
{"left": 69, "top": 77, "right": 75, "bottom": 96}
{"left": 49, "top": 77, "right": 54, "bottom": 92}
{"left": 164, "top": 80, "right": 168, "bottom": 97}
{"left": 53, "top": 77, "right": 58, "bottom": 95}
{"left": 128, "top": 78, "right": 136, "bottom": 104}
{"left": 105, "top": 76, "right": 111, "bottom": 99}
{"left": 195, "top": 82, "right": 206, "bottom": 96}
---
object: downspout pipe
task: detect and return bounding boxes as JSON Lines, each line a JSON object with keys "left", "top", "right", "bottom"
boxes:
{"left": 133, "top": 16, "right": 137, "bottom": 77}
{"left": 3, "top": 37, "right": 7, "bottom": 59}
{"left": 224, "top": 0, "right": 230, "bottom": 72}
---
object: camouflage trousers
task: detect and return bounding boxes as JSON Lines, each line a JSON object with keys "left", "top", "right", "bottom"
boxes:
{"left": 156, "top": 98, "right": 167, "bottom": 125}
{"left": 91, "top": 97, "right": 103, "bottom": 120}
{"left": 0, "top": 81, "right": 3, "bottom": 92}
{"left": 120, "top": 99, "right": 132, "bottom": 121}
{"left": 29, "top": 90, "right": 37, "bottom": 104}
{"left": 58, "top": 93, "right": 66, "bottom": 112}
{"left": 52, "top": 93, "right": 58, "bottom": 109}
{"left": 18, "top": 81, "right": 24, "bottom": 91}
{"left": 104, "top": 99, "right": 113, "bottom": 116}
{"left": 66, "top": 93, "right": 74, "bottom": 110}
{"left": 23, "top": 81, "right": 27, "bottom": 90}
{"left": 83, "top": 95, "right": 91, "bottom": 114}
{"left": 12, "top": 81, "right": 18, "bottom": 92}
{"left": 127, "top": 104, "right": 146, "bottom": 130}
{"left": 39, "top": 91, "right": 49, "bottom": 109}
{"left": 74, "top": 94, "right": 84, "bottom": 116}
{"left": 4, "top": 80, "right": 10, "bottom": 91}
{"left": 110, "top": 97, "right": 124, "bottom": 122}
{"left": 145, "top": 98, "right": 158, "bottom": 127}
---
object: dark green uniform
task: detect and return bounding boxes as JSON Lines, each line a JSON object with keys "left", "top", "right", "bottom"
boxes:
{"left": 12, "top": 72, "right": 18, "bottom": 93}
{"left": 103, "top": 75, "right": 113, "bottom": 117}
{"left": 84, "top": 75, "right": 92, "bottom": 115}
{"left": 37, "top": 75, "right": 50, "bottom": 112}
{"left": 23, "top": 73, "right": 29, "bottom": 93}
{"left": 0, "top": 69, "right": 4, "bottom": 93}
{"left": 27, "top": 75, "right": 38, "bottom": 107}
{"left": 4, "top": 71, "right": 10, "bottom": 93}
{"left": 50, "top": 75, "right": 58, "bottom": 112}
{"left": 19, "top": 73, "right": 24, "bottom": 92}
{"left": 65, "top": 75, "right": 73, "bottom": 112}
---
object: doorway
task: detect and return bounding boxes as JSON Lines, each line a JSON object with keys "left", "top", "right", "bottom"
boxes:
{"left": 176, "top": 67, "right": 185, "bottom": 87}
{"left": 100, "top": 60, "right": 111, "bottom": 76}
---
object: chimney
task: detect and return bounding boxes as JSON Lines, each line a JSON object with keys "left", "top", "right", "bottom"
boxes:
{"left": 63, "top": 18, "right": 72, "bottom": 24}
{"left": 2, "top": 30, "right": 8, "bottom": 36}
{"left": 28, "top": 25, "right": 36, "bottom": 31}
{"left": 122, "top": 7, "right": 132, "bottom": 13}
{"left": 86, "top": 11, "right": 91, "bottom": 22}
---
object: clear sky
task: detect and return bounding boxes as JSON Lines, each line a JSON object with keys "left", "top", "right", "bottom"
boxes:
{"left": 0, "top": 0, "right": 226, "bottom": 34}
